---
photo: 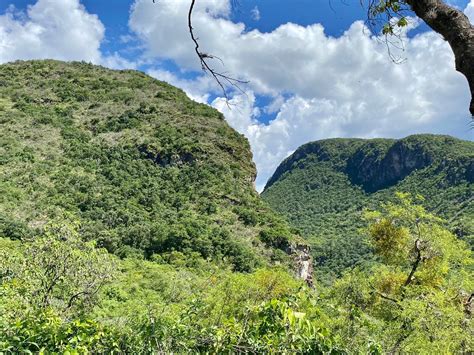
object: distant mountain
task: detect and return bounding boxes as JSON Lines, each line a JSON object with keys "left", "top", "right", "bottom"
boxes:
{"left": 262, "top": 134, "right": 474, "bottom": 282}
{"left": 0, "top": 60, "right": 303, "bottom": 273}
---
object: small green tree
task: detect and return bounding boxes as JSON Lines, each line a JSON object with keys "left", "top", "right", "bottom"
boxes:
{"left": 331, "top": 193, "right": 473, "bottom": 353}
{"left": 21, "top": 221, "right": 116, "bottom": 313}
{"left": 0, "top": 220, "right": 118, "bottom": 352}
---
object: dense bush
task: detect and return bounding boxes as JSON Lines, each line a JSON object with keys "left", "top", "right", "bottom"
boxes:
{"left": 0, "top": 222, "right": 336, "bottom": 353}
{"left": 1, "top": 195, "right": 471, "bottom": 353}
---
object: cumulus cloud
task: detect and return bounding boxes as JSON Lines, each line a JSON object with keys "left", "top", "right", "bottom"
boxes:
{"left": 130, "top": 0, "right": 472, "bottom": 191}
{"left": 0, "top": 0, "right": 104, "bottom": 63}
{"left": 129, "top": 0, "right": 234, "bottom": 71}
{"left": 0, "top": 0, "right": 133, "bottom": 69}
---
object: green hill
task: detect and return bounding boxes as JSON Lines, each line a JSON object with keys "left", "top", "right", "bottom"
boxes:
{"left": 0, "top": 60, "right": 301, "bottom": 272}
{"left": 262, "top": 135, "right": 474, "bottom": 281}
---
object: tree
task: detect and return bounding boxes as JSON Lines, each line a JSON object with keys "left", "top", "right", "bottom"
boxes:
{"left": 370, "top": 0, "right": 474, "bottom": 116}
{"left": 0, "top": 220, "right": 118, "bottom": 352}
{"left": 155, "top": 0, "right": 474, "bottom": 115}
{"left": 329, "top": 193, "right": 473, "bottom": 353}
{"left": 0, "top": 220, "right": 116, "bottom": 314}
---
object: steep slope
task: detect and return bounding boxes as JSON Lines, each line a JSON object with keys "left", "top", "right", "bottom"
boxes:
{"left": 262, "top": 135, "right": 474, "bottom": 281}
{"left": 0, "top": 60, "right": 301, "bottom": 273}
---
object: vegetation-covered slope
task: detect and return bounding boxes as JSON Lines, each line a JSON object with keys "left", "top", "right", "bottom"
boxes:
{"left": 0, "top": 60, "right": 299, "bottom": 272}
{"left": 262, "top": 135, "right": 474, "bottom": 281}
{"left": 1, "top": 194, "right": 472, "bottom": 353}
{"left": 0, "top": 61, "right": 472, "bottom": 353}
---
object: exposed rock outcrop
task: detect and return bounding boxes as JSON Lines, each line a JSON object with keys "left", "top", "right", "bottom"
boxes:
{"left": 287, "top": 243, "right": 314, "bottom": 287}
{"left": 347, "top": 139, "right": 434, "bottom": 192}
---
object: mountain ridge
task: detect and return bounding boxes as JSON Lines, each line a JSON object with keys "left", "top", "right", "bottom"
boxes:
{"left": 262, "top": 134, "right": 474, "bottom": 281}
{"left": 264, "top": 134, "right": 473, "bottom": 192}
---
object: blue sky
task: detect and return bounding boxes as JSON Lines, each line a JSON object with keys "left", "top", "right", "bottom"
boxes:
{"left": 4, "top": 0, "right": 467, "bottom": 42}
{"left": 3, "top": 0, "right": 468, "bottom": 58}
{"left": 1, "top": 0, "right": 473, "bottom": 190}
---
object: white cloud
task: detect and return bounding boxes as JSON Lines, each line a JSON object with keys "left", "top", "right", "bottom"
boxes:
{"left": 251, "top": 6, "right": 261, "bottom": 21}
{"left": 102, "top": 53, "right": 139, "bottom": 70}
{"left": 0, "top": 0, "right": 134, "bottom": 69}
{"left": 129, "top": 0, "right": 234, "bottom": 71}
{"left": 0, "top": 0, "right": 104, "bottom": 63}
{"left": 130, "top": 0, "right": 472, "bottom": 191}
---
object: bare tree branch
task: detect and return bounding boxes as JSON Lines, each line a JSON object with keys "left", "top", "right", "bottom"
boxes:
{"left": 404, "top": 238, "right": 422, "bottom": 287}
{"left": 464, "top": 292, "right": 474, "bottom": 315}
{"left": 186, "top": 0, "right": 248, "bottom": 103}
{"left": 152, "top": 0, "right": 248, "bottom": 104}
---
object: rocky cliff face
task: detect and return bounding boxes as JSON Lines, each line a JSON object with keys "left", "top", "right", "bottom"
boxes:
{"left": 266, "top": 134, "right": 473, "bottom": 193}
{"left": 286, "top": 243, "right": 313, "bottom": 286}
{"left": 347, "top": 139, "right": 435, "bottom": 192}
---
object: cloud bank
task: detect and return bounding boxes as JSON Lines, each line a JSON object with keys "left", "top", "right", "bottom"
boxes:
{"left": 131, "top": 0, "right": 472, "bottom": 190}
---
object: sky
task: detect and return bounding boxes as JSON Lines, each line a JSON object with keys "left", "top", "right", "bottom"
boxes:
{"left": 1, "top": 0, "right": 473, "bottom": 191}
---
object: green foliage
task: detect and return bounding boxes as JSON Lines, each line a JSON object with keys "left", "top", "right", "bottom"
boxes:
{"left": 1, "top": 224, "right": 115, "bottom": 307}
{"left": 0, "top": 60, "right": 329, "bottom": 353}
{"left": 0, "top": 311, "right": 118, "bottom": 354}
{"left": 1, "top": 197, "right": 471, "bottom": 353}
{"left": 0, "top": 225, "right": 341, "bottom": 353}
{"left": 262, "top": 135, "right": 474, "bottom": 282}
{"left": 0, "top": 223, "right": 118, "bottom": 353}
{"left": 324, "top": 194, "right": 473, "bottom": 353}
{"left": 370, "top": 0, "right": 410, "bottom": 35}
{"left": 1, "top": 60, "right": 472, "bottom": 353}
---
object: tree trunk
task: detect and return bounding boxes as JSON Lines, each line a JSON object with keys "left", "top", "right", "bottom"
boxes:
{"left": 406, "top": 0, "right": 474, "bottom": 116}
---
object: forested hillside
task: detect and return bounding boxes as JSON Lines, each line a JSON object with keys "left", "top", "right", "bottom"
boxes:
{"left": 262, "top": 135, "right": 474, "bottom": 281}
{"left": 0, "top": 60, "right": 302, "bottom": 272}
{"left": 0, "top": 61, "right": 472, "bottom": 353}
